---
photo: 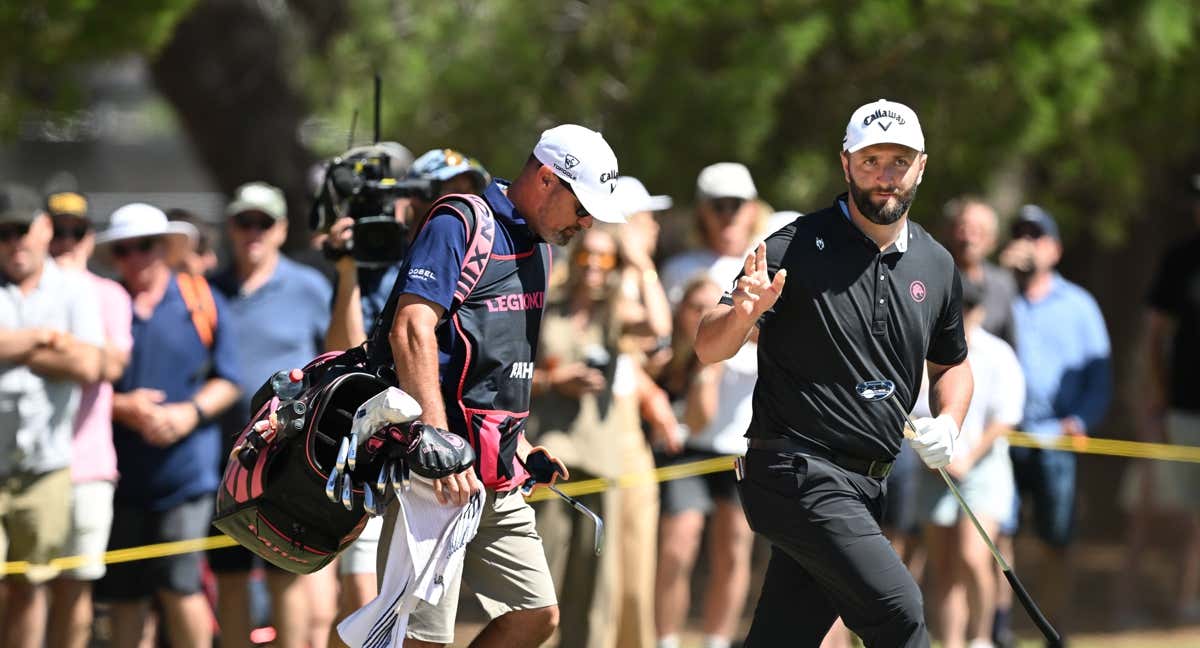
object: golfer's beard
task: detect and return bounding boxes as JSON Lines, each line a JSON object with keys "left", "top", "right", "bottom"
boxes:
{"left": 849, "top": 178, "right": 919, "bottom": 225}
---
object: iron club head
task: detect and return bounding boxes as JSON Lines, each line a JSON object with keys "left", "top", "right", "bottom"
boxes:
{"left": 549, "top": 484, "right": 605, "bottom": 555}
{"left": 325, "top": 467, "right": 340, "bottom": 502}
{"left": 340, "top": 474, "right": 354, "bottom": 511}
{"left": 363, "top": 484, "right": 378, "bottom": 516}
{"left": 335, "top": 436, "right": 350, "bottom": 473}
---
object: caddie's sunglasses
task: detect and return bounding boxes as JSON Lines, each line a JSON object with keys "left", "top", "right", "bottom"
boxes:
{"left": 557, "top": 178, "right": 591, "bottom": 220}
{"left": 52, "top": 220, "right": 91, "bottom": 241}
{"left": 0, "top": 223, "right": 31, "bottom": 243}
{"left": 232, "top": 212, "right": 277, "bottom": 232}
{"left": 111, "top": 237, "right": 158, "bottom": 258}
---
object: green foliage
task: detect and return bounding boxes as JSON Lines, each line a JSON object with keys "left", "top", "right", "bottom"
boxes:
{"left": 297, "top": 1, "right": 1199, "bottom": 244}
{"left": 0, "top": 0, "right": 195, "bottom": 132}
{"left": 3, "top": 0, "right": 1198, "bottom": 246}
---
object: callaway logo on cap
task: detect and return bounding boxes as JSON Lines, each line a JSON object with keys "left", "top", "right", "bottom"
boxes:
{"left": 843, "top": 99, "right": 925, "bottom": 154}
{"left": 533, "top": 124, "right": 624, "bottom": 223}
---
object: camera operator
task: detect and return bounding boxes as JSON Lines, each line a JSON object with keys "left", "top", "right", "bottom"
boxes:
{"left": 324, "top": 147, "right": 491, "bottom": 351}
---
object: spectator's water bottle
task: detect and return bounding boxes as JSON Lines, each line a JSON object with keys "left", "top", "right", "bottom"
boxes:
{"left": 271, "top": 368, "right": 306, "bottom": 400}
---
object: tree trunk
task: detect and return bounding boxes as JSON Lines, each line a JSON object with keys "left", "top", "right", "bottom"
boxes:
{"left": 148, "top": 0, "right": 345, "bottom": 250}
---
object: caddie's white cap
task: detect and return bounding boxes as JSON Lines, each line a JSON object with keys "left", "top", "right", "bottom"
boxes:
{"left": 533, "top": 124, "right": 624, "bottom": 223}
{"left": 696, "top": 162, "right": 757, "bottom": 201}
{"left": 613, "top": 176, "right": 672, "bottom": 217}
{"left": 843, "top": 99, "right": 925, "bottom": 154}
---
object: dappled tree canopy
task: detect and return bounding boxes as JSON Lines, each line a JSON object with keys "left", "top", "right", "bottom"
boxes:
{"left": 305, "top": 0, "right": 1199, "bottom": 244}
{"left": 2, "top": 0, "right": 1198, "bottom": 242}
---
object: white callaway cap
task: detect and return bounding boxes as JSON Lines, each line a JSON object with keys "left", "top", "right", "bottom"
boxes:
{"left": 613, "top": 176, "right": 672, "bottom": 217}
{"left": 696, "top": 162, "right": 757, "bottom": 201}
{"left": 533, "top": 124, "right": 624, "bottom": 223}
{"left": 843, "top": 99, "right": 925, "bottom": 154}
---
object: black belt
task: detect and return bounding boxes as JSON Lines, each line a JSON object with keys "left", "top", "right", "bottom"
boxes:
{"left": 747, "top": 437, "right": 894, "bottom": 479}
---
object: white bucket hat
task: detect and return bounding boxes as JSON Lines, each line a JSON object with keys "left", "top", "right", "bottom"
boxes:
{"left": 613, "top": 176, "right": 672, "bottom": 217}
{"left": 96, "top": 203, "right": 198, "bottom": 246}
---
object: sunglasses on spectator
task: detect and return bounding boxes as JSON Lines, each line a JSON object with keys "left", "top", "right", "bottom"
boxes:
{"left": 573, "top": 249, "right": 617, "bottom": 270}
{"left": 111, "top": 237, "right": 159, "bottom": 258}
{"left": 232, "top": 212, "right": 277, "bottom": 232}
{"left": 52, "top": 219, "right": 91, "bottom": 241}
{"left": 0, "top": 223, "right": 31, "bottom": 243}
{"left": 557, "top": 178, "right": 591, "bottom": 220}
{"left": 708, "top": 197, "right": 746, "bottom": 215}
{"left": 1010, "top": 223, "right": 1046, "bottom": 240}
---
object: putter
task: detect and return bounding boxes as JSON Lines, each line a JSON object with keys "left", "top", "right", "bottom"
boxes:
{"left": 856, "top": 380, "right": 1062, "bottom": 647}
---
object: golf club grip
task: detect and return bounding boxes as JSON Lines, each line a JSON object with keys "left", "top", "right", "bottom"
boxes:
{"left": 1003, "top": 568, "right": 1061, "bottom": 646}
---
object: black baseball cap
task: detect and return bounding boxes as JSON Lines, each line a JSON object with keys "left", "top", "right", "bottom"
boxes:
{"left": 1011, "top": 204, "right": 1060, "bottom": 241}
{"left": 0, "top": 184, "right": 43, "bottom": 225}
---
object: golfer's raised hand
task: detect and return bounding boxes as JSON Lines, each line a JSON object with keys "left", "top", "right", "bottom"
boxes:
{"left": 730, "top": 243, "right": 786, "bottom": 319}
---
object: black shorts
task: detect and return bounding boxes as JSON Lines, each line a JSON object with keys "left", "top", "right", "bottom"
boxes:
{"left": 96, "top": 495, "right": 214, "bottom": 600}
{"left": 655, "top": 448, "right": 740, "bottom": 516}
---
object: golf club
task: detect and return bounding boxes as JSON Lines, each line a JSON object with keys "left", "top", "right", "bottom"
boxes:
{"left": 521, "top": 476, "right": 605, "bottom": 556}
{"left": 552, "top": 484, "right": 605, "bottom": 556}
{"left": 856, "top": 379, "right": 1062, "bottom": 647}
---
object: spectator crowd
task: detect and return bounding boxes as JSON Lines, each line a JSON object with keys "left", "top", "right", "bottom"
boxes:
{"left": 3, "top": 140, "right": 1197, "bottom": 648}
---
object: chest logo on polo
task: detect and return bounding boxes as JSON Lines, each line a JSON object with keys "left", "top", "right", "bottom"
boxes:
{"left": 815, "top": 237, "right": 825, "bottom": 251}
{"left": 909, "top": 280, "right": 927, "bottom": 303}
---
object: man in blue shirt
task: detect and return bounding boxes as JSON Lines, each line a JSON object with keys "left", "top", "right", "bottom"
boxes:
{"left": 95, "top": 203, "right": 241, "bottom": 648}
{"left": 208, "top": 182, "right": 334, "bottom": 647}
{"left": 1000, "top": 204, "right": 1111, "bottom": 642}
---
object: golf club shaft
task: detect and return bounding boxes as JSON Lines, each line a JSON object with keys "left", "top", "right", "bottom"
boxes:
{"left": 889, "top": 396, "right": 1061, "bottom": 646}
{"left": 548, "top": 484, "right": 605, "bottom": 555}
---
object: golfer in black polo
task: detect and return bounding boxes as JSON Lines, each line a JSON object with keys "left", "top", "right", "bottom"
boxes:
{"left": 696, "top": 99, "right": 974, "bottom": 647}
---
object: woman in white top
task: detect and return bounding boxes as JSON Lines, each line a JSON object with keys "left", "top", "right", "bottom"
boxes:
{"left": 914, "top": 281, "right": 1024, "bottom": 648}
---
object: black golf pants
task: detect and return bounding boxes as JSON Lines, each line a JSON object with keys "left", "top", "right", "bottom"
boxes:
{"left": 738, "top": 449, "right": 928, "bottom": 648}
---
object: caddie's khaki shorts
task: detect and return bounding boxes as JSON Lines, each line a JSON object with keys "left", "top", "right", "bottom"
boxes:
{"left": 405, "top": 488, "right": 557, "bottom": 644}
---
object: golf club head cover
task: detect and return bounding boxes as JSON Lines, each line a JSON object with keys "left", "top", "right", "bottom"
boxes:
{"left": 910, "top": 414, "right": 957, "bottom": 470}
{"left": 385, "top": 421, "right": 475, "bottom": 479}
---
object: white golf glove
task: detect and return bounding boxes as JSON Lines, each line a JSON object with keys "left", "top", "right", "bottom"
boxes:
{"left": 909, "top": 414, "right": 957, "bottom": 470}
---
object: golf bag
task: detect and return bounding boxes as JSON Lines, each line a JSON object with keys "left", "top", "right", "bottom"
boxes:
{"left": 212, "top": 194, "right": 495, "bottom": 574}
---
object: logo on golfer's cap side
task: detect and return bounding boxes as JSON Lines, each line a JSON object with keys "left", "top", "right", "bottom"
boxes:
{"left": 816, "top": 237, "right": 825, "bottom": 250}
{"left": 909, "top": 280, "right": 927, "bottom": 303}
{"left": 564, "top": 154, "right": 580, "bottom": 169}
